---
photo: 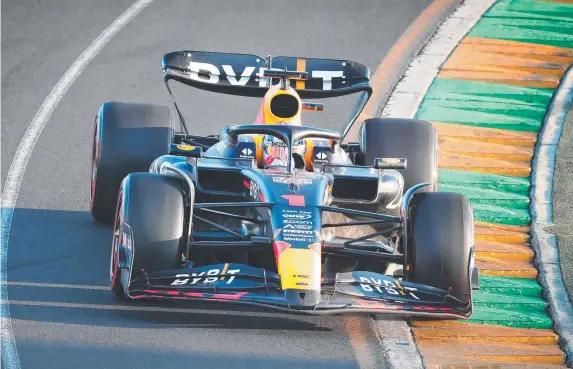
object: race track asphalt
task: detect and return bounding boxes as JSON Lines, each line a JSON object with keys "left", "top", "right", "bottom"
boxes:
{"left": 554, "top": 103, "right": 573, "bottom": 303}
{"left": 2, "top": 1, "right": 433, "bottom": 368}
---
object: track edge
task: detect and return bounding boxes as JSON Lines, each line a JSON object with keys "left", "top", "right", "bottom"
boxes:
{"left": 530, "top": 65, "right": 573, "bottom": 367}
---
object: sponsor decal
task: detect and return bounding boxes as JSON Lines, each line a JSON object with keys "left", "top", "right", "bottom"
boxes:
{"left": 176, "top": 145, "right": 196, "bottom": 151}
{"left": 215, "top": 141, "right": 225, "bottom": 155}
{"left": 170, "top": 267, "right": 240, "bottom": 286}
{"left": 311, "top": 70, "right": 344, "bottom": 90}
{"left": 283, "top": 219, "right": 312, "bottom": 224}
{"left": 281, "top": 209, "right": 315, "bottom": 242}
{"left": 187, "top": 61, "right": 343, "bottom": 90}
{"left": 359, "top": 277, "right": 419, "bottom": 300}
{"left": 283, "top": 223, "right": 312, "bottom": 230}
{"left": 238, "top": 141, "right": 256, "bottom": 159}
{"left": 269, "top": 141, "right": 287, "bottom": 147}
{"left": 250, "top": 181, "right": 261, "bottom": 201}
{"left": 272, "top": 176, "right": 312, "bottom": 185}
{"left": 283, "top": 219, "right": 313, "bottom": 230}
{"left": 282, "top": 212, "right": 312, "bottom": 220}
{"left": 315, "top": 152, "right": 327, "bottom": 160}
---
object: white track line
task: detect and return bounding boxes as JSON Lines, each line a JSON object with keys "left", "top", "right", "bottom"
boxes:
{"left": 530, "top": 67, "right": 573, "bottom": 366}
{"left": 0, "top": 1, "right": 154, "bottom": 367}
{"left": 2, "top": 282, "right": 108, "bottom": 290}
{"left": 0, "top": 300, "right": 288, "bottom": 318}
{"left": 375, "top": 318, "right": 424, "bottom": 369}
{"left": 381, "top": 0, "right": 495, "bottom": 119}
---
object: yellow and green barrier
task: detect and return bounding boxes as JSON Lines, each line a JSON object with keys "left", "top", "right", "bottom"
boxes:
{"left": 410, "top": 0, "right": 573, "bottom": 366}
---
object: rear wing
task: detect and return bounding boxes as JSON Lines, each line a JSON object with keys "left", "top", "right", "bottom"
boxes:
{"left": 162, "top": 51, "right": 372, "bottom": 98}
{"left": 162, "top": 51, "right": 372, "bottom": 137}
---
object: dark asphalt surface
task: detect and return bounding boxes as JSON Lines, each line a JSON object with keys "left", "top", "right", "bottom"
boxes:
{"left": 2, "top": 1, "right": 433, "bottom": 368}
{"left": 554, "top": 103, "right": 573, "bottom": 303}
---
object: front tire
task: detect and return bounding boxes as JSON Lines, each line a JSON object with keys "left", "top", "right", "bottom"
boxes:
{"left": 110, "top": 173, "right": 186, "bottom": 298}
{"left": 407, "top": 192, "right": 474, "bottom": 305}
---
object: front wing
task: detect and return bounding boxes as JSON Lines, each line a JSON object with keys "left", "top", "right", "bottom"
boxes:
{"left": 123, "top": 264, "right": 472, "bottom": 318}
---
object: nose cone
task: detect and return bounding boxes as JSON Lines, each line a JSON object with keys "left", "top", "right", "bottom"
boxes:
{"left": 284, "top": 289, "right": 321, "bottom": 307}
{"left": 274, "top": 240, "right": 322, "bottom": 308}
{"left": 254, "top": 84, "right": 302, "bottom": 125}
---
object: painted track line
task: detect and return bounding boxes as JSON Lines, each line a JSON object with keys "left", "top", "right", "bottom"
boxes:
{"left": 2, "top": 282, "right": 108, "bottom": 290}
{"left": 381, "top": 0, "right": 495, "bottom": 119}
{"left": 375, "top": 318, "right": 424, "bottom": 369}
{"left": 1, "top": 300, "right": 296, "bottom": 318}
{"left": 531, "top": 66, "right": 573, "bottom": 366}
{"left": 345, "top": 0, "right": 462, "bottom": 143}
{"left": 0, "top": 1, "right": 154, "bottom": 367}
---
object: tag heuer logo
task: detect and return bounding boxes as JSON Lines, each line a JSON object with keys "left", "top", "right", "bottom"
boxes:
{"left": 242, "top": 148, "right": 253, "bottom": 156}
{"left": 315, "top": 152, "right": 327, "bottom": 160}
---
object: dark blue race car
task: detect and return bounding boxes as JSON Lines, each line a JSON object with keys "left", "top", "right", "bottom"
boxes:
{"left": 89, "top": 51, "right": 478, "bottom": 317}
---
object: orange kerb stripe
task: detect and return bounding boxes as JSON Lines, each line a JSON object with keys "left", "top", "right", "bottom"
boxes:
{"left": 439, "top": 38, "right": 573, "bottom": 88}
{"left": 433, "top": 122, "right": 538, "bottom": 148}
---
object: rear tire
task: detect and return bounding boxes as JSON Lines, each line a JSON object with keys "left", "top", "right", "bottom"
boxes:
{"left": 90, "top": 102, "right": 174, "bottom": 223}
{"left": 407, "top": 192, "right": 474, "bottom": 305}
{"left": 110, "top": 173, "right": 186, "bottom": 298}
{"left": 359, "top": 118, "right": 438, "bottom": 192}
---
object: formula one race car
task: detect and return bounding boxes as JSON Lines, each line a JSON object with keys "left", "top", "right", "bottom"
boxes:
{"left": 89, "top": 51, "right": 479, "bottom": 317}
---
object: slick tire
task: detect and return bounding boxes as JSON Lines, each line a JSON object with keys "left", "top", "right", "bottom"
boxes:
{"left": 110, "top": 173, "right": 186, "bottom": 298}
{"left": 407, "top": 192, "right": 474, "bottom": 306}
{"left": 359, "top": 118, "right": 438, "bottom": 192}
{"left": 90, "top": 102, "right": 174, "bottom": 223}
